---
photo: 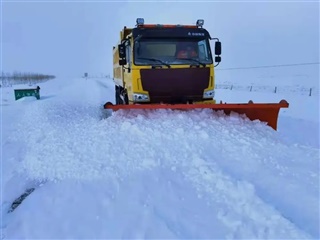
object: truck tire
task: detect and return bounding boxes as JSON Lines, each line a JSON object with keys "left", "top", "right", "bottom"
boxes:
{"left": 122, "top": 88, "right": 129, "bottom": 105}
{"left": 115, "top": 86, "right": 121, "bottom": 104}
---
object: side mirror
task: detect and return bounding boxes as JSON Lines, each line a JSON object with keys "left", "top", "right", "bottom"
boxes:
{"left": 119, "top": 59, "right": 127, "bottom": 65}
{"left": 118, "top": 44, "right": 126, "bottom": 59}
{"left": 215, "top": 41, "right": 221, "bottom": 56}
{"left": 215, "top": 56, "right": 221, "bottom": 63}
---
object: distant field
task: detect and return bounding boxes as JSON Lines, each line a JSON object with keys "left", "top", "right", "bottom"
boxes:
{"left": 215, "top": 84, "right": 319, "bottom": 96}
{"left": 215, "top": 64, "right": 319, "bottom": 96}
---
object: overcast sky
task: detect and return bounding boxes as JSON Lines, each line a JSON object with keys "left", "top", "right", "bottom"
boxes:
{"left": 2, "top": 1, "right": 319, "bottom": 78}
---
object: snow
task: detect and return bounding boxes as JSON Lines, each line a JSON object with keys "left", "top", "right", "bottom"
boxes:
{"left": 1, "top": 74, "right": 319, "bottom": 239}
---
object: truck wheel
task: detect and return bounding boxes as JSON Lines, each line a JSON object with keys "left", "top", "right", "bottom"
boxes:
{"left": 115, "top": 86, "right": 121, "bottom": 104}
{"left": 123, "top": 92, "right": 129, "bottom": 105}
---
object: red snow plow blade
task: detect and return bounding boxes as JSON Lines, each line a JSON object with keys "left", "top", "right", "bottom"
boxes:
{"left": 104, "top": 100, "right": 289, "bottom": 130}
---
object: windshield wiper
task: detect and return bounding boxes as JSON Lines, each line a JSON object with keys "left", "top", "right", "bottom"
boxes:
{"left": 177, "top": 58, "right": 206, "bottom": 67}
{"left": 137, "top": 58, "right": 171, "bottom": 68}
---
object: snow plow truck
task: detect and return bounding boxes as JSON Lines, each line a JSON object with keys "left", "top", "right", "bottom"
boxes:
{"left": 104, "top": 18, "right": 289, "bottom": 130}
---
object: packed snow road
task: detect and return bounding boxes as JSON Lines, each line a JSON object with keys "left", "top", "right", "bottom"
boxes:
{"left": 1, "top": 77, "right": 319, "bottom": 239}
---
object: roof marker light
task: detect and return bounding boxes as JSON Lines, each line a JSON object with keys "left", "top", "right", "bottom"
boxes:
{"left": 136, "top": 18, "right": 144, "bottom": 25}
{"left": 196, "top": 19, "right": 204, "bottom": 27}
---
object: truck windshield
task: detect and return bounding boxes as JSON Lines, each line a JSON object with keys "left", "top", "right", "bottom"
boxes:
{"left": 134, "top": 38, "right": 213, "bottom": 66}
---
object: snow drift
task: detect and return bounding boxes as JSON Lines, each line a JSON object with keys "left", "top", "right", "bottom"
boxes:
{"left": 1, "top": 77, "right": 319, "bottom": 239}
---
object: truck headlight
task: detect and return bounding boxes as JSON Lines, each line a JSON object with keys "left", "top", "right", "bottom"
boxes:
{"left": 203, "top": 89, "right": 215, "bottom": 98}
{"left": 133, "top": 93, "right": 149, "bottom": 102}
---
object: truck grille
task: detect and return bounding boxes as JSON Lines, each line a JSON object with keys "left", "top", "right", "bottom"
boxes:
{"left": 140, "top": 67, "right": 210, "bottom": 104}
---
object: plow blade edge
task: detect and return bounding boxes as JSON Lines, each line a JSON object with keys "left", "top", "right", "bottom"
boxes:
{"left": 104, "top": 100, "right": 289, "bottom": 130}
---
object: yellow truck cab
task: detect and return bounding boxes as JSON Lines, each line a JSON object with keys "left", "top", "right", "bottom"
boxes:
{"left": 112, "top": 18, "right": 222, "bottom": 105}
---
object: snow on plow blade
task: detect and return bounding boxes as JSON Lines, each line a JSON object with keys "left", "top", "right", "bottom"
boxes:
{"left": 104, "top": 100, "right": 289, "bottom": 130}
